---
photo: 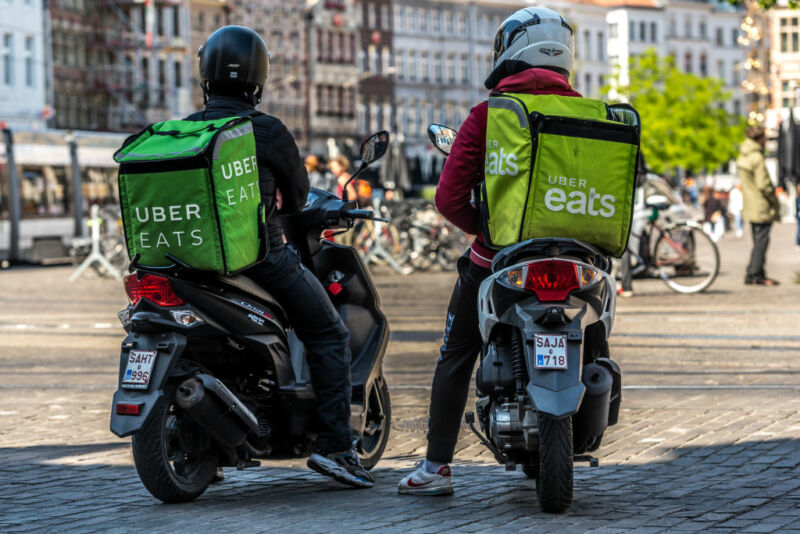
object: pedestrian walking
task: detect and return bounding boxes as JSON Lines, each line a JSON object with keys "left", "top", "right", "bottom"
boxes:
{"left": 701, "top": 185, "right": 725, "bottom": 243}
{"left": 737, "top": 126, "right": 781, "bottom": 286}
{"left": 729, "top": 183, "right": 744, "bottom": 238}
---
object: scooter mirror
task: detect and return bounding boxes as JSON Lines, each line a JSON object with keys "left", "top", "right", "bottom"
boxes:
{"left": 360, "top": 131, "right": 390, "bottom": 165}
{"left": 427, "top": 124, "right": 457, "bottom": 156}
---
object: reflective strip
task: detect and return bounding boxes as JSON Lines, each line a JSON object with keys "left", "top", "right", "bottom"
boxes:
{"left": 213, "top": 122, "right": 254, "bottom": 160}
{"left": 488, "top": 98, "right": 528, "bottom": 128}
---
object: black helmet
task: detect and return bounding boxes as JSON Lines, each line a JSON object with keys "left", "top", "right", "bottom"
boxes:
{"left": 198, "top": 26, "right": 269, "bottom": 103}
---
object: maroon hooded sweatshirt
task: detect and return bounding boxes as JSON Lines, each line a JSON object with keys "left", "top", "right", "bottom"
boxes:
{"left": 434, "top": 67, "right": 582, "bottom": 269}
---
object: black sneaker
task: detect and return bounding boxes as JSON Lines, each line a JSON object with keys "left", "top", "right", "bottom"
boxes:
{"left": 307, "top": 450, "right": 375, "bottom": 488}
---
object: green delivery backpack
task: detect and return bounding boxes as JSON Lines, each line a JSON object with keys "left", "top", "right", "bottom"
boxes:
{"left": 115, "top": 114, "right": 266, "bottom": 275}
{"left": 482, "top": 93, "right": 641, "bottom": 257}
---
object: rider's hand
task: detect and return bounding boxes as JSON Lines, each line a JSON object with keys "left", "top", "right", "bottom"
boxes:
{"left": 276, "top": 188, "right": 283, "bottom": 210}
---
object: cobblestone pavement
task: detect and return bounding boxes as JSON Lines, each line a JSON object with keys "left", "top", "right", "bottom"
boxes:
{"left": 1, "top": 223, "right": 799, "bottom": 533}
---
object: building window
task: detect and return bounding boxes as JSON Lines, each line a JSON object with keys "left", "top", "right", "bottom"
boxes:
{"left": 583, "top": 30, "right": 590, "bottom": 59}
{"left": 732, "top": 28, "right": 738, "bottom": 47}
{"left": 431, "top": 10, "right": 440, "bottom": 33}
{"left": 2, "top": 33, "right": 12, "bottom": 86}
{"left": 717, "top": 60, "right": 725, "bottom": 81}
{"left": 716, "top": 28, "right": 723, "bottom": 47}
{"left": 699, "top": 54, "right": 707, "bottom": 77}
{"left": 733, "top": 99, "right": 741, "bottom": 115}
{"left": 433, "top": 52, "right": 442, "bottom": 82}
{"left": 597, "top": 32, "right": 604, "bottom": 61}
{"left": 640, "top": 22, "right": 646, "bottom": 43}
{"left": 650, "top": 22, "right": 657, "bottom": 43}
{"left": 457, "top": 11, "right": 466, "bottom": 37}
{"left": 684, "top": 52, "right": 692, "bottom": 73}
{"left": 446, "top": 53, "right": 455, "bottom": 83}
{"left": 460, "top": 53, "right": 468, "bottom": 83}
{"left": 585, "top": 73, "right": 592, "bottom": 95}
{"left": 172, "top": 5, "right": 180, "bottom": 38}
{"left": 609, "top": 23, "right": 618, "bottom": 40}
{"left": 685, "top": 17, "right": 692, "bottom": 38}
{"left": 780, "top": 17, "right": 800, "bottom": 53}
{"left": 381, "top": 5, "right": 389, "bottom": 30}
{"left": 367, "top": 3, "right": 376, "bottom": 28}
{"left": 669, "top": 18, "right": 676, "bottom": 38}
{"left": 699, "top": 21, "right": 706, "bottom": 39}
{"left": 24, "top": 36, "right": 34, "bottom": 87}
{"left": 629, "top": 20, "right": 635, "bottom": 41}
{"left": 174, "top": 61, "right": 182, "bottom": 87}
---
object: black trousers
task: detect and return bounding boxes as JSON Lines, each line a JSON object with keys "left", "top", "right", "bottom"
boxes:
{"left": 244, "top": 245, "right": 353, "bottom": 454}
{"left": 746, "top": 222, "right": 772, "bottom": 282}
{"left": 427, "top": 256, "right": 492, "bottom": 464}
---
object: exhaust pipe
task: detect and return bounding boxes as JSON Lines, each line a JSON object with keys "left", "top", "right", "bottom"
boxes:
{"left": 175, "top": 374, "right": 259, "bottom": 448}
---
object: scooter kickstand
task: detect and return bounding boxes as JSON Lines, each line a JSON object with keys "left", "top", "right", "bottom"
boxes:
{"left": 465, "top": 412, "right": 508, "bottom": 465}
{"left": 573, "top": 454, "right": 599, "bottom": 467}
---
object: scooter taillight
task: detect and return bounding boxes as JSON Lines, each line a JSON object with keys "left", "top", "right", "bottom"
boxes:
{"left": 524, "top": 260, "right": 580, "bottom": 301}
{"left": 506, "top": 260, "right": 598, "bottom": 302}
{"left": 124, "top": 274, "right": 185, "bottom": 307}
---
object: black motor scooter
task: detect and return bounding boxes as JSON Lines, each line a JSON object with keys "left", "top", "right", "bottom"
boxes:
{"left": 110, "top": 132, "right": 392, "bottom": 503}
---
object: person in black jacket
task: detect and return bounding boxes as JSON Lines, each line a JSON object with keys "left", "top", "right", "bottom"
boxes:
{"left": 187, "top": 26, "right": 374, "bottom": 488}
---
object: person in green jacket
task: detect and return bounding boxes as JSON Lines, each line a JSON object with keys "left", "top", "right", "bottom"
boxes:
{"left": 737, "top": 126, "right": 781, "bottom": 286}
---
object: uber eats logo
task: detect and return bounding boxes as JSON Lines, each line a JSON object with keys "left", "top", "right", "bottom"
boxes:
{"left": 544, "top": 175, "right": 616, "bottom": 218}
{"left": 484, "top": 139, "right": 519, "bottom": 176}
{"left": 133, "top": 155, "right": 258, "bottom": 250}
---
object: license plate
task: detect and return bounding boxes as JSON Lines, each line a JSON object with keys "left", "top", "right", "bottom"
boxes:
{"left": 534, "top": 334, "right": 568, "bottom": 369}
{"left": 121, "top": 350, "right": 158, "bottom": 389}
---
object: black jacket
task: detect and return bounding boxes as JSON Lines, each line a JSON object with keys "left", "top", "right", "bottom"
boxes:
{"left": 185, "top": 96, "right": 309, "bottom": 248}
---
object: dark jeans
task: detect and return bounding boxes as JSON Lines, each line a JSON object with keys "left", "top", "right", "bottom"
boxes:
{"left": 244, "top": 245, "right": 353, "bottom": 454}
{"left": 427, "top": 255, "right": 491, "bottom": 464}
{"left": 746, "top": 222, "right": 772, "bottom": 282}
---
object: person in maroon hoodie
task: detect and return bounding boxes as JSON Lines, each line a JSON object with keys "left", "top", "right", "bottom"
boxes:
{"left": 398, "top": 6, "right": 580, "bottom": 495}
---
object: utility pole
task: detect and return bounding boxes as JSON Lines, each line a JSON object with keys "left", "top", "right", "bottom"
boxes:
{"left": 65, "top": 131, "right": 84, "bottom": 238}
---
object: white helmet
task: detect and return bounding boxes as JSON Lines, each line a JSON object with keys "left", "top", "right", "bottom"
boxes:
{"left": 486, "top": 7, "right": 574, "bottom": 89}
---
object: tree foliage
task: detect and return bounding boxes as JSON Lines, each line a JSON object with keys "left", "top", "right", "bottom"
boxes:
{"left": 602, "top": 49, "right": 746, "bottom": 176}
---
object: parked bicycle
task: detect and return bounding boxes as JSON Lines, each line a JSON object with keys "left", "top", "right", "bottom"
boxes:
{"left": 627, "top": 194, "right": 720, "bottom": 293}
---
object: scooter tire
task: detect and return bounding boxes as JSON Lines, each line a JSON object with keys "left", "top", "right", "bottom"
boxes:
{"left": 357, "top": 379, "right": 391, "bottom": 470}
{"left": 131, "top": 383, "right": 219, "bottom": 503}
{"left": 537, "top": 415, "right": 573, "bottom": 513}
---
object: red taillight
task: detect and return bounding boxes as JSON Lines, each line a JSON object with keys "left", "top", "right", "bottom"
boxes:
{"left": 524, "top": 260, "right": 580, "bottom": 302}
{"left": 124, "top": 274, "right": 184, "bottom": 307}
{"left": 115, "top": 403, "right": 142, "bottom": 416}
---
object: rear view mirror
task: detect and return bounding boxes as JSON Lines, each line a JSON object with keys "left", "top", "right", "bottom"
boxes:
{"left": 427, "top": 124, "right": 457, "bottom": 156}
{"left": 360, "top": 131, "right": 390, "bottom": 165}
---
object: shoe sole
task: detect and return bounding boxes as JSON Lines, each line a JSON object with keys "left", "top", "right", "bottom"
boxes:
{"left": 307, "top": 458, "right": 374, "bottom": 488}
{"left": 398, "top": 484, "right": 454, "bottom": 496}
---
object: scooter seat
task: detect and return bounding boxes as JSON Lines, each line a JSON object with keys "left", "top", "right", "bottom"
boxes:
{"left": 217, "top": 274, "right": 289, "bottom": 323}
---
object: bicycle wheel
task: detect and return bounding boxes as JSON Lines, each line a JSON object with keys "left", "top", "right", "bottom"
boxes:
{"left": 653, "top": 223, "right": 719, "bottom": 293}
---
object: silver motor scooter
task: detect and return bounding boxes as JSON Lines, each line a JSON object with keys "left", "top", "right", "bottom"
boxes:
{"left": 428, "top": 125, "right": 622, "bottom": 513}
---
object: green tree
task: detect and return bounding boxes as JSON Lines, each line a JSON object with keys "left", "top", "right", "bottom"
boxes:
{"left": 602, "top": 49, "right": 746, "bottom": 176}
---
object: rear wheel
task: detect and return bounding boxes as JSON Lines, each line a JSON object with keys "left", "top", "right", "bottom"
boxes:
{"left": 537, "top": 415, "right": 573, "bottom": 513}
{"left": 654, "top": 224, "right": 719, "bottom": 293}
{"left": 357, "top": 378, "right": 391, "bottom": 470}
{"left": 131, "top": 384, "right": 219, "bottom": 503}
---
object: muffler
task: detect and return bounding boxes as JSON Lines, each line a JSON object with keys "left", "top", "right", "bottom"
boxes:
{"left": 573, "top": 363, "right": 613, "bottom": 440}
{"left": 175, "top": 374, "right": 259, "bottom": 448}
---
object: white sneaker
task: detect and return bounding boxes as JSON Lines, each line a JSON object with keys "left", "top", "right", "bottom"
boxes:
{"left": 397, "top": 462, "right": 454, "bottom": 495}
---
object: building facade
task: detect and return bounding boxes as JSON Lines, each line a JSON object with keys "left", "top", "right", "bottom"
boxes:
{"left": 0, "top": 0, "right": 48, "bottom": 131}
{"left": 605, "top": 0, "right": 746, "bottom": 115}
{"left": 307, "top": 0, "right": 360, "bottom": 156}
{"left": 226, "top": 0, "right": 310, "bottom": 151}
{"left": 355, "top": 0, "right": 394, "bottom": 141}
{"left": 767, "top": 2, "right": 800, "bottom": 128}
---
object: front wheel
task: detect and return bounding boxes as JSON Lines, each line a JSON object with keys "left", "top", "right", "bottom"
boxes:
{"left": 131, "top": 383, "right": 219, "bottom": 503}
{"left": 537, "top": 415, "right": 573, "bottom": 513}
{"left": 357, "top": 378, "right": 391, "bottom": 470}
{"left": 653, "top": 223, "right": 719, "bottom": 294}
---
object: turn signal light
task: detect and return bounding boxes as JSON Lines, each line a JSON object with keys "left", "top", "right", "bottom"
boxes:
{"left": 116, "top": 403, "right": 142, "bottom": 416}
{"left": 506, "top": 260, "right": 600, "bottom": 302}
{"left": 124, "top": 274, "right": 185, "bottom": 307}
